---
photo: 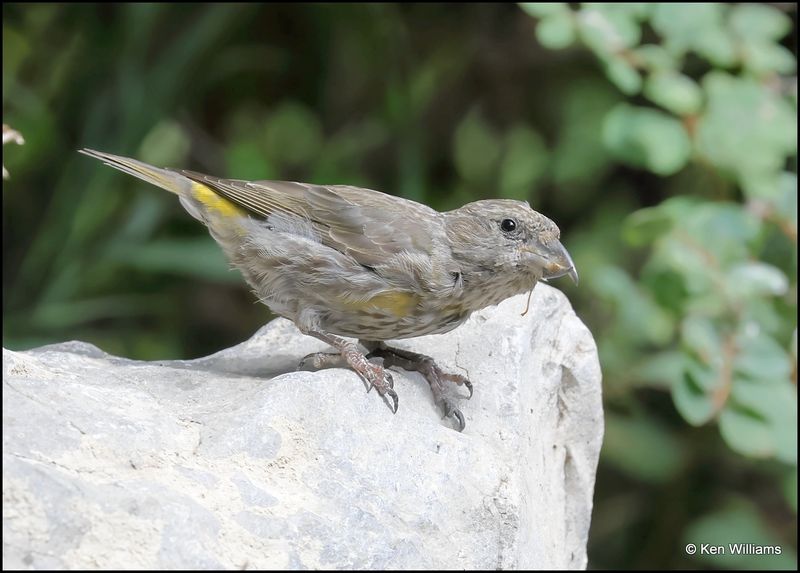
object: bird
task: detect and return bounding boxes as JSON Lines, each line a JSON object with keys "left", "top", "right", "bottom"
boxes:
{"left": 80, "top": 148, "right": 578, "bottom": 431}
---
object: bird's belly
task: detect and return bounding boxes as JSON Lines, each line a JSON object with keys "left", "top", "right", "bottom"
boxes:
{"left": 225, "top": 224, "right": 472, "bottom": 340}
{"left": 320, "top": 300, "right": 471, "bottom": 341}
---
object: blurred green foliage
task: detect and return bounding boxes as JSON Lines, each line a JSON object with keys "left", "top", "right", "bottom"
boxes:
{"left": 521, "top": 3, "right": 797, "bottom": 568}
{"left": 3, "top": 3, "right": 797, "bottom": 569}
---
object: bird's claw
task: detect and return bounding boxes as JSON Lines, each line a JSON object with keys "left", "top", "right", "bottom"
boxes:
{"left": 365, "top": 369, "right": 394, "bottom": 390}
{"left": 384, "top": 388, "right": 399, "bottom": 414}
{"left": 441, "top": 372, "right": 473, "bottom": 399}
{"left": 442, "top": 401, "right": 466, "bottom": 432}
{"left": 360, "top": 362, "right": 397, "bottom": 413}
{"left": 464, "top": 380, "right": 474, "bottom": 399}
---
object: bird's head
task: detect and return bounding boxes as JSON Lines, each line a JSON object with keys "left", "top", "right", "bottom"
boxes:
{"left": 444, "top": 199, "right": 578, "bottom": 292}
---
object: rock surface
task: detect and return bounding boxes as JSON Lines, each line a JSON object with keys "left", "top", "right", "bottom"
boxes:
{"left": 3, "top": 284, "right": 603, "bottom": 570}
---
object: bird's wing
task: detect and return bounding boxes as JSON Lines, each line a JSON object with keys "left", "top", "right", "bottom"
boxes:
{"left": 178, "top": 171, "right": 440, "bottom": 267}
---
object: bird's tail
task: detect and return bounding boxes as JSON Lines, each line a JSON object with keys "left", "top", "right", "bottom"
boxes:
{"left": 79, "top": 147, "right": 250, "bottom": 231}
{"left": 79, "top": 148, "right": 193, "bottom": 196}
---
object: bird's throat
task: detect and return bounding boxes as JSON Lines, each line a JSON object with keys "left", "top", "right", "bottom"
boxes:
{"left": 458, "top": 266, "right": 538, "bottom": 313}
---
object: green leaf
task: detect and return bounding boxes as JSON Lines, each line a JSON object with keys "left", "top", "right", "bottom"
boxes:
{"left": 685, "top": 501, "right": 798, "bottom": 569}
{"left": 719, "top": 400, "right": 775, "bottom": 459}
{"left": 730, "top": 324, "right": 796, "bottom": 464}
{"left": 728, "top": 3, "right": 797, "bottom": 75}
{"left": 592, "top": 265, "right": 675, "bottom": 346}
{"left": 603, "top": 103, "right": 691, "bottom": 175}
{"left": 730, "top": 3, "right": 792, "bottom": 41}
{"left": 651, "top": 2, "right": 725, "bottom": 44}
{"left": 738, "top": 298, "right": 785, "bottom": 340}
{"left": 109, "top": 237, "right": 240, "bottom": 283}
{"left": 681, "top": 315, "right": 724, "bottom": 369}
{"left": 225, "top": 140, "right": 276, "bottom": 181}
{"left": 603, "top": 56, "right": 642, "bottom": 95}
{"left": 636, "top": 350, "right": 686, "bottom": 389}
{"left": 632, "top": 44, "right": 678, "bottom": 71}
{"left": 643, "top": 71, "right": 703, "bottom": 116}
{"left": 651, "top": 3, "right": 735, "bottom": 66}
{"left": 726, "top": 262, "right": 789, "bottom": 300}
{"left": 623, "top": 206, "right": 674, "bottom": 246}
{"left": 582, "top": 3, "right": 650, "bottom": 20}
{"left": 649, "top": 232, "right": 716, "bottom": 298}
{"left": 518, "top": 3, "right": 568, "bottom": 18}
{"left": 642, "top": 266, "right": 689, "bottom": 314}
{"left": 673, "top": 357, "right": 718, "bottom": 426}
{"left": 618, "top": 4, "right": 651, "bottom": 20}
{"left": 535, "top": 10, "right": 576, "bottom": 50}
{"left": 654, "top": 195, "right": 701, "bottom": 219}
{"left": 734, "top": 328, "right": 792, "bottom": 384}
{"left": 681, "top": 202, "right": 761, "bottom": 266}
{"left": 674, "top": 315, "right": 730, "bottom": 427}
{"left": 116, "top": 193, "right": 169, "bottom": 242}
{"left": 551, "top": 77, "right": 619, "bottom": 186}
{"left": 694, "top": 27, "right": 738, "bottom": 67}
{"left": 696, "top": 73, "right": 797, "bottom": 188}
{"left": 723, "top": 379, "right": 797, "bottom": 463}
{"left": 742, "top": 170, "right": 798, "bottom": 208}
{"left": 138, "top": 119, "right": 190, "bottom": 166}
{"left": 264, "top": 102, "right": 323, "bottom": 167}
{"left": 315, "top": 118, "right": 388, "bottom": 179}
{"left": 3, "top": 24, "right": 32, "bottom": 79}
{"left": 453, "top": 110, "right": 501, "bottom": 183}
{"left": 603, "top": 413, "right": 686, "bottom": 483}
{"left": 499, "top": 126, "right": 548, "bottom": 200}
{"left": 576, "top": 5, "right": 641, "bottom": 54}
{"left": 741, "top": 41, "right": 796, "bottom": 75}
{"left": 29, "top": 295, "right": 164, "bottom": 330}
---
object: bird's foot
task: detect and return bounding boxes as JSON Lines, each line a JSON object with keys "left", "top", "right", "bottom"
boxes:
{"left": 349, "top": 351, "right": 398, "bottom": 413}
{"left": 430, "top": 381, "right": 466, "bottom": 432}
{"left": 299, "top": 332, "right": 398, "bottom": 414}
{"left": 362, "top": 341, "right": 472, "bottom": 431}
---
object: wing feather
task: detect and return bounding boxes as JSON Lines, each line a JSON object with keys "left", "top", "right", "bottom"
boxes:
{"left": 177, "top": 171, "right": 441, "bottom": 267}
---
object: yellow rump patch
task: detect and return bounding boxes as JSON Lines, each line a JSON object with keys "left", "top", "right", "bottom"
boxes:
{"left": 191, "top": 182, "right": 245, "bottom": 218}
{"left": 341, "top": 291, "right": 420, "bottom": 317}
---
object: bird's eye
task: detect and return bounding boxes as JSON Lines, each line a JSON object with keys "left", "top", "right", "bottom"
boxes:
{"left": 500, "top": 218, "right": 518, "bottom": 233}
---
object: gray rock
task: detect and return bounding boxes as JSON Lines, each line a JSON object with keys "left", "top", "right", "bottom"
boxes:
{"left": 3, "top": 284, "right": 603, "bottom": 569}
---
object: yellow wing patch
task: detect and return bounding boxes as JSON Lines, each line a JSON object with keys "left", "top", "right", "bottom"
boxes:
{"left": 341, "top": 291, "right": 420, "bottom": 317}
{"left": 192, "top": 182, "right": 246, "bottom": 218}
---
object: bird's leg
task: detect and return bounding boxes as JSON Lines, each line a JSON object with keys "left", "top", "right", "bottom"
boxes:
{"left": 299, "top": 329, "right": 398, "bottom": 413}
{"left": 361, "top": 341, "right": 472, "bottom": 432}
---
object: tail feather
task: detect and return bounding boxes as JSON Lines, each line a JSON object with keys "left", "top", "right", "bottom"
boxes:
{"left": 79, "top": 148, "right": 191, "bottom": 196}
{"left": 80, "top": 148, "right": 247, "bottom": 227}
